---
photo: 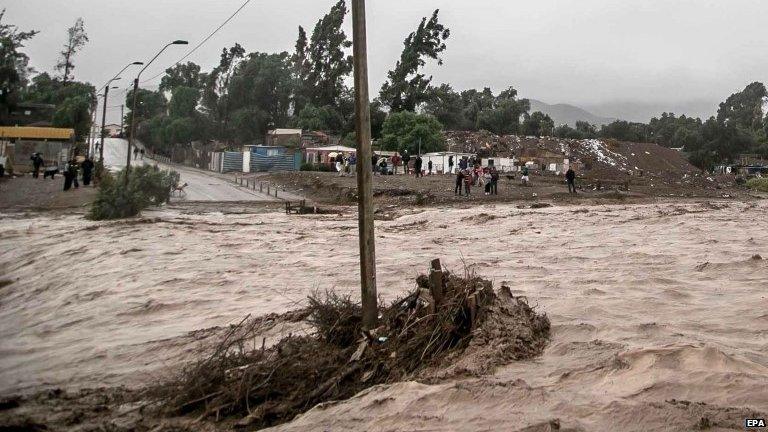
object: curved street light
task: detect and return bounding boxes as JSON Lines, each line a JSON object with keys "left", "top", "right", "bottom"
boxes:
{"left": 126, "top": 40, "right": 188, "bottom": 181}
{"left": 98, "top": 62, "right": 143, "bottom": 167}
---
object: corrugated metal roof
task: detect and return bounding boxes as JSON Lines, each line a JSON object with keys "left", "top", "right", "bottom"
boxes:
{"left": 0, "top": 126, "right": 74, "bottom": 140}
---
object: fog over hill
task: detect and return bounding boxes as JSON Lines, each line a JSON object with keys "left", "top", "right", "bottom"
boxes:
{"left": 528, "top": 99, "right": 615, "bottom": 127}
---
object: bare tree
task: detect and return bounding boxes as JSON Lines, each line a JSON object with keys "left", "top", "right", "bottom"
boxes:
{"left": 56, "top": 17, "right": 88, "bottom": 84}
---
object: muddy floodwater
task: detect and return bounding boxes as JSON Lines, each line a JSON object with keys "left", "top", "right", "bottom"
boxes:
{"left": 1, "top": 200, "right": 767, "bottom": 430}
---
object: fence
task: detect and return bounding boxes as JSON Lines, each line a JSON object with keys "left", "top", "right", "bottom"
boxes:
{"left": 250, "top": 153, "right": 299, "bottom": 172}
{"left": 233, "top": 175, "right": 282, "bottom": 199}
{"left": 222, "top": 152, "right": 243, "bottom": 173}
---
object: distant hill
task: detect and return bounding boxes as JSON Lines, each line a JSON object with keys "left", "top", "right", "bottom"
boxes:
{"left": 528, "top": 99, "right": 615, "bottom": 127}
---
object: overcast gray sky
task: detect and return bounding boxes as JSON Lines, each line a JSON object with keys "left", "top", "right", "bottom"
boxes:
{"left": 5, "top": 0, "right": 768, "bottom": 123}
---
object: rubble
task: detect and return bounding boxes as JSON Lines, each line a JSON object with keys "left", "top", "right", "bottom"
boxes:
{"left": 149, "top": 260, "right": 550, "bottom": 430}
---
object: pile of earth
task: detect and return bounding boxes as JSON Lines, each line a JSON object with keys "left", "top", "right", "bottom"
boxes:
{"left": 443, "top": 131, "right": 703, "bottom": 183}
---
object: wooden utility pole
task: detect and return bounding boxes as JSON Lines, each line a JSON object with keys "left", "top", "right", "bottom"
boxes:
{"left": 352, "top": 0, "right": 378, "bottom": 330}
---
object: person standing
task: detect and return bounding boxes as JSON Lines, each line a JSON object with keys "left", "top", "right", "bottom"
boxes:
{"left": 566, "top": 167, "right": 577, "bottom": 194}
{"left": 448, "top": 155, "right": 454, "bottom": 174}
{"left": 133, "top": 147, "right": 139, "bottom": 161}
{"left": 490, "top": 166, "right": 499, "bottom": 195}
{"left": 427, "top": 160, "right": 433, "bottom": 175}
{"left": 63, "top": 159, "right": 77, "bottom": 191}
{"left": 335, "top": 153, "right": 344, "bottom": 176}
{"left": 31, "top": 153, "right": 43, "bottom": 178}
{"left": 414, "top": 155, "right": 423, "bottom": 178}
{"left": 378, "top": 157, "right": 388, "bottom": 175}
{"left": 454, "top": 168, "right": 464, "bottom": 195}
{"left": 81, "top": 157, "right": 95, "bottom": 186}
{"left": 371, "top": 154, "right": 378, "bottom": 174}
{"left": 348, "top": 153, "right": 357, "bottom": 175}
{"left": 140, "top": 149, "right": 145, "bottom": 160}
{"left": 463, "top": 168, "right": 471, "bottom": 196}
{"left": 402, "top": 150, "right": 411, "bottom": 175}
{"left": 521, "top": 166, "right": 530, "bottom": 186}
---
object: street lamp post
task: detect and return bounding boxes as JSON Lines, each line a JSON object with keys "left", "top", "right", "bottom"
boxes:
{"left": 99, "top": 82, "right": 120, "bottom": 164}
{"left": 98, "top": 62, "right": 143, "bottom": 168}
{"left": 87, "top": 94, "right": 101, "bottom": 157}
{"left": 126, "top": 40, "right": 188, "bottom": 184}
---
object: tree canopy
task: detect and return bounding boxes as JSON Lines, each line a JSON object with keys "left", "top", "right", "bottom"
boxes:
{"left": 379, "top": 10, "right": 450, "bottom": 112}
{"left": 380, "top": 111, "right": 445, "bottom": 155}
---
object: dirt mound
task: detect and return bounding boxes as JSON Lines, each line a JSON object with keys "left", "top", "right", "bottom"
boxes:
{"left": 150, "top": 262, "right": 550, "bottom": 429}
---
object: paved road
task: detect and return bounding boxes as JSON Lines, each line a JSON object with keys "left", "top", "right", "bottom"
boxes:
{"left": 98, "top": 138, "right": 278, "bottom": 202}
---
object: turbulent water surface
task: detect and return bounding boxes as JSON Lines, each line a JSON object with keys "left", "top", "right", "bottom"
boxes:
{"left": 1, "top": 200, "right": 766, "bottom": 430}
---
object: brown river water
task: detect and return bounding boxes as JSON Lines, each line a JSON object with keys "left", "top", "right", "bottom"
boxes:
{"left": 1, "top": 200, "right": 766, "bottom": 431}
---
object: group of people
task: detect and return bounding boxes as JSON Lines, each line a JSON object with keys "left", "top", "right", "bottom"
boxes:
{"left": 455, "top": 164, "right": 500, "bottom": 196}
{"left": 334, "top": 152, "right": 357, "bottom": 176}
{"left": 331, "top": 150, "right": 578, "bottom": 196}
{"left": 132, "top": 147, "right": 146, "bottom": 161}
{"left": 30, "top": 152, "right": 96, "bottom": 191}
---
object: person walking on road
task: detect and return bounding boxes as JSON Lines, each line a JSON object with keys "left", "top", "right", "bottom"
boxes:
{"left": 31, "top": 153, "right": 43, "bottom": 178}
{"left": 566, "top": 167, "right": 577, "bottom": 194}
{"left": 414, "top": 156, "right": 423, "bottom": 178}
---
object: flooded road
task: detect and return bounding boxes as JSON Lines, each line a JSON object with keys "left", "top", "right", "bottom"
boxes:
{"left": 1, "top": 200, "right": 766, "bottom": 430}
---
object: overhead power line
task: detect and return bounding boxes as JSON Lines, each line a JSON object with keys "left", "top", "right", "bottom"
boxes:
{"left": 141, "top": 0, "right": 254, "bottom": 85}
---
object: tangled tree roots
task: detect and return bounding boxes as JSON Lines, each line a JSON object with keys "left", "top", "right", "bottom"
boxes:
{"left": 152, "top": 261, "right": 550, "bottom": 430}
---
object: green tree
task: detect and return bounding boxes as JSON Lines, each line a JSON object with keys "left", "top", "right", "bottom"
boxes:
{"left": 476, "top": 87, "right": 530, "bottom": 135}
{"left": 423, "top": 84, "right": 466, "bottom": 130}
{"left": 717, "top": 82, "right": 767, "bottom": 131}
{"left": 291, "top": 26, "right": 311, "bottom": 114}
{"left": 303, "top": 0, "right": 352, "bottom": 108}
{"left": 599, "top": 120, "right": 649, "bottom": 142}
{"left": 522, "top": 111, "right": 555, "bottom": 137}
{"left": 56, "top": 17, "right": 88, "bottom": 84}
{"left": 125, "top": 88, "right": 166, "bottom": 135}
{"left": 379, "top": 10, "right": 450, "bottom": 112}
{"left": 160, "top": 62, "right": 202, "bottom": 93}
{"left": 52, "top": 92, "right": 91, "bottom": 139}
{"left": 0, "top": 9, "right": 38, "bottom": 121}
{"left": 575, "top": 121, "right": 597, "bottom": 137}
{"left": 168, "top": 86, "right": 200, "bottom": 118}
{"left": 296, "top": 103, "right": 344, "bottom": 132}
{"left": 201, "top": 43, "right": 246, "bottom": 142}
{"left": 461, "top": 88, "right": 496, "bottom": 129}
{"left": 380, "top": 111, "right": 445, "bottom": 155}
{"left": 227, "top": 51, "right": 294, "bottom": 139}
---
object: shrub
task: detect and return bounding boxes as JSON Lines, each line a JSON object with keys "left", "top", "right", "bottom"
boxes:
{"left": 746, "top": 177, "right": 768, "bottom": 192}
{"left": 300, "top": 162, "right": 334, "bottom": 172}
{"left": 89, "top": 165, "right": 180, "bottom": 220}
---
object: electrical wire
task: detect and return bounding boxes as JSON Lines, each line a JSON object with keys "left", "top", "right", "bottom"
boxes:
{"left": 140, "top": 0, "right": 254, "bottom": 85}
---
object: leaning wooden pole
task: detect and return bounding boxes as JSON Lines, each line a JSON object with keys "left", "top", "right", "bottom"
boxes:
{"left": 352, "top": 0, "right": 378, "bottom": 329}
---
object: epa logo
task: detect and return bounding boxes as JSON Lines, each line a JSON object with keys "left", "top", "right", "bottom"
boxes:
{"left": 746, "top": 418, "right": 766, "bottom": 428}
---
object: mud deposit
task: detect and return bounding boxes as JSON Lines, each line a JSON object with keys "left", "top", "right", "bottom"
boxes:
{"left": 1, "top": 200, "right": 767, "bottom": 431}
